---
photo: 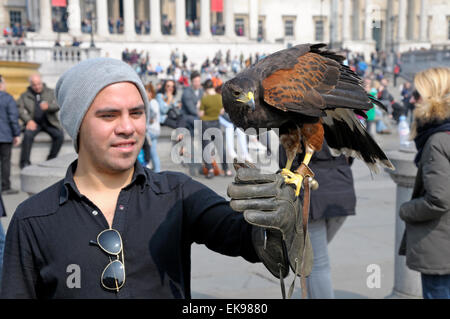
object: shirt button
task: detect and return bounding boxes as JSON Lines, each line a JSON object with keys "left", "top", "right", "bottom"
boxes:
{"left": 92, "top": 210, "right": 98, "bottom": 216}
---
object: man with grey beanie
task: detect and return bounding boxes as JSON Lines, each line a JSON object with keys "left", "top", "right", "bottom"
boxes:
{"left": 0, "top": 58, "right": 311, "bottom": 299}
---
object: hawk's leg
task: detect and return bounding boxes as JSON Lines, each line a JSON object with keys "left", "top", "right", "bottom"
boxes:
{"left": 281, "top": 146, "right": 314, "bottom": 196}
{"left": 280, "top": 122, "right": 324, "bottom": 196}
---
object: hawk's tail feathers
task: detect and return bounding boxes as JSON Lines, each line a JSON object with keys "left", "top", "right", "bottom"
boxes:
{"left": 322, "top": 109, "right": 394, "bottom": 172}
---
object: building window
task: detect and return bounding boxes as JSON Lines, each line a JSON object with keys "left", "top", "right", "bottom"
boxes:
{"left": 235, "top": 17, "right": 245, "bottom": 36}
{"left": 447, "top": 18, "right": 450, "bottom": 40}
{"left": 283, "top": 18, "right": 295, "bottom": 37}
{"left": 315, "top": 19, "right": 324, "bottom": 41}
{"left": 258, "top": 17, "right": 265, "bottom": 41}
{"left": 9, "top": 10, "right": 22, "bottom": 27}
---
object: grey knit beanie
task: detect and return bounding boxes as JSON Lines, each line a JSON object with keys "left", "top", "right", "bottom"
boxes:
{"left": 55, "top": 57, "right": 149, "bottom": 152}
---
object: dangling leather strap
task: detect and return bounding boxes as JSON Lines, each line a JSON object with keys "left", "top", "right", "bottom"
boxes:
{"left": 287, "top": 163, "right": 313, "bottom": 299}
{"left": 299, "top": 173, "right": 312, "bottom": 299}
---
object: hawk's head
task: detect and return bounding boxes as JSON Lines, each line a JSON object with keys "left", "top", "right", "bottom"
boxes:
{"left": 222, "top": 76, "right": 258, "bottom": 113}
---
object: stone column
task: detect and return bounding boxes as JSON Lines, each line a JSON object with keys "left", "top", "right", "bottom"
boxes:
{"left": 68, "top": 0, "right": 82, "bottom": 37}
{"left": 176, "top": 0, "right": 187, "bottom": 38}
{"left": 385, "top": 0, "right": 394, "bottom": 52}
{"left": 39, "top": 0, "right": 52, "bottom": 34}
{"left": 96, "top": 0, "right": 109, "bottom": 37}
{"left": 386, "top": 149, "right": 422, "bottom": 299}
{"left": 150, "top": 0, "right": 162, "bottom": 37}
{"left": 364, "top": 0, "right": 372, "bottom": 40}
{"left": 330, "top": 0, "right": 339, "bottom": 48}
{"left": 27, "top": 0, "right": 39, "bottom": 33}
{"left": 249, "top": 0, "right": 258, "bottom": 40}
{"left": 342, "top": 0, "right": 351, "bottom": 42}
{"left": 200, "top": 0, "right": 211, "bottom": 38}
{"left": 224, "top": 0, "right": 235, "bottom": 38}
{"left": 419, "top": 0, "right": 427, "bottom": 41}
{"left": 123, "top": 0, "right": 136, "bottom": 37}
{"left": 352, "top": 0, "right": 360, "bottom": 40}
{"left": 398, "top": 0, "right": 407, "bottom": 42}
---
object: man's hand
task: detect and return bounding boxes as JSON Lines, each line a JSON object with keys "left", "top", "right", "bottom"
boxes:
{"left": 26, "top": 120, "right": 37, "bottom": 131}
{"left": 40, "top": 101, "right": 49, "bottom": 111}
{"left": 13, "top": 136, "right": 21, "bottom": 146}
{"left": 227, "top": 166, "right": 313, "bottom": 279}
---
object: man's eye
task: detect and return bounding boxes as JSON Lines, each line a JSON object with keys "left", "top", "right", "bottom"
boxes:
{"left": 131, "top": 111, "right": 144, "bottom": 117}
{"left": 100, "top": 114, "right": 115, "bottom": 118}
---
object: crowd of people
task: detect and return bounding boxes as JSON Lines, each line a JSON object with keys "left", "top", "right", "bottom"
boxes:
{"left": 2, "top": 22, "right": 28, "bottom": 46}
{"left": 0, "top": 45, "right": 448, "bottom": 299}
{"left": 118, "top": 46, "right": 443, "bottom": 184}
{"left": 120, "top": 47, "right": 272, "bottom": 178}
{"left": 340, "top": 49, "right": 417, "bottom": 137}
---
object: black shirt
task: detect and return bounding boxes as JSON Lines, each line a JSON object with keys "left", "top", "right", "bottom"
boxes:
{"left": 0, "top": 160, "right": 258, "bottom": 299}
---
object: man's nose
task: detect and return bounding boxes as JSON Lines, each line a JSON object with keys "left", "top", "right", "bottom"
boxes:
{"left": 115, "top": 115, "right": 135, "bottom": 136}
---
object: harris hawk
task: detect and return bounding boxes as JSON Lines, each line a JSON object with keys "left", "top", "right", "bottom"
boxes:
{"left": 222, "top": 43, "right": 394, "bottom": 196}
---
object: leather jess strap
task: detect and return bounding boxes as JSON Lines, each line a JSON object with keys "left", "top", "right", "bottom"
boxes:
{"left": 299, "top": 170, "right": 312, "bottom": 299}
{"left": 285, "top": 163, "right": 314, "bottom": 299}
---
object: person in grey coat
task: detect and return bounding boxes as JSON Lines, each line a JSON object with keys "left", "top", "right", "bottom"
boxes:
{"left": 181, "top": 71, "right": 203, "bottom": 135}
{"left": 399, "top": 67, "right": 450, "bottom": 299}
{"left": 17, "top": 73, "right": 64, "bottom": 169}
{"left": 181, "top": 71, "right": 203, "bottom": 175}
{"left": 0, "top": 76, "right": 21, "bottom": 194}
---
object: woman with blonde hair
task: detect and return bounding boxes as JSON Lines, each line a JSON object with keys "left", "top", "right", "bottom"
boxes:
{"left": 399, "top": 67, "right": 450, "bottom": 299}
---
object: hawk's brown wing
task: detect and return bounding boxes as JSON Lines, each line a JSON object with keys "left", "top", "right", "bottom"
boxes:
{"left": 260, "top": 45, "right": 373, "bottom": 117}
{"left": 262, "top": 52, "right": 340, "bottom": 115}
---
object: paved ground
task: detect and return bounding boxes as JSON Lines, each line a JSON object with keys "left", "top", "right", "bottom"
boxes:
{"left": 1, "top": 124, "right": 405, "bottom": 299}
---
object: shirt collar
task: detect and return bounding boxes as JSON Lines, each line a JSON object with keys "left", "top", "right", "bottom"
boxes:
{"left": 59, "top": 159, "right": 148, "bottom": 205}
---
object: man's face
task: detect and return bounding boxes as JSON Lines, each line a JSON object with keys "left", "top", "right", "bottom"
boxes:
{"left": 77, "top": 82, "right": 146, "bottom": 174}
{"left": 192, "top": 76, "right": 201, "bottom": 90}
{"left": 30, "top": 75, "right": 43, "bottom": 93}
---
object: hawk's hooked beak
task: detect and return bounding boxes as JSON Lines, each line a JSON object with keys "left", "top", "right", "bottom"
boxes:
{"left": 237, "top": 92, "right": 256, "bottom": 111}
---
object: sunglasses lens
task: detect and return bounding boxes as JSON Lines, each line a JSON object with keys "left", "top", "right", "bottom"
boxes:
{"left": 98, "top": 230, "right": 122, "bottom": 255}
{"left": 102, "top": 260, "right": 125, "bottom": 290}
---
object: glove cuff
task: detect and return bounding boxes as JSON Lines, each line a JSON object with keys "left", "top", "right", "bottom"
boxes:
{"left": 251, "top": 227, "right": 290, "bottom": 279}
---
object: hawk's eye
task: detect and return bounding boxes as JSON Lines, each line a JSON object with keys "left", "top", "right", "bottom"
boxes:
{"left": 232, "top": 90, "right": 240, "bottom": 97}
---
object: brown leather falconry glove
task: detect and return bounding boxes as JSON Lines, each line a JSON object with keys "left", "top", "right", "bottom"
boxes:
{"left": 227, "top": 166, "right": 313, "bottom": 288}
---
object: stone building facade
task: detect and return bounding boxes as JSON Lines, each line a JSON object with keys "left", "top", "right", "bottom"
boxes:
{"left": 1, "top": 0, "right": 449, "bottom": 67}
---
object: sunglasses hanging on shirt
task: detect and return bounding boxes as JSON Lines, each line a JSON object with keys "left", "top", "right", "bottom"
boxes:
{"left": 90, "top": 228, "right": 126, "bottom": 292}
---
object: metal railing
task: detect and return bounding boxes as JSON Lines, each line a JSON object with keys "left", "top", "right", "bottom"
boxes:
{"left": 0, "top": 45, "right": 101, "bottom": 63}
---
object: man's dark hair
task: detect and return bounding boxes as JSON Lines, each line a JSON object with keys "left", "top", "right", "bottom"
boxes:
{"left": 412, "top": 89, "right": 420, "bottom": 101}
{"left": 190, "top": 71, "right": 200, "bottom": 81}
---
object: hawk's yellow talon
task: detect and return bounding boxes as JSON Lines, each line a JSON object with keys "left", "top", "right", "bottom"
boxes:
{"left": 280, "top": 169, "right": 304, "bottom": 197}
